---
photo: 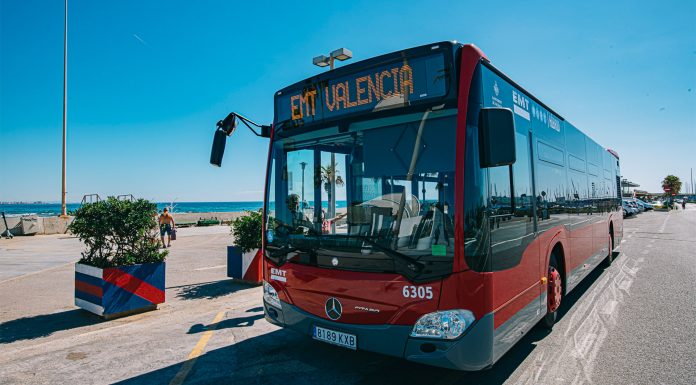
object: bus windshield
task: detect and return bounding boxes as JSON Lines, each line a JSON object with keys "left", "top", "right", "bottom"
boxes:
{"left": 264, "top": 108, "right": 457, "bottom": 281}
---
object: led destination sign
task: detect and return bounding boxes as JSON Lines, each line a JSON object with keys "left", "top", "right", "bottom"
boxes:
{"left": 275, "top": 52, "right": 449, "bottom": 127}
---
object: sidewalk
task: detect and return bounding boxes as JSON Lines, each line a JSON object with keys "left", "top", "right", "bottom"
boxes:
{"left": 0, "top": 225, "right": 230, "bottom": 283}
{"left": 0, "top": 224, "right": 268, "bottom": 385}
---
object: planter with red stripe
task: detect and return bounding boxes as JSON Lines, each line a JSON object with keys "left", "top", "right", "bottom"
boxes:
{"left": 227, "top": 247, "right": 262, "bottom": 284}
{"left": 75, "top": 262, "right": 165, "bottom": 318}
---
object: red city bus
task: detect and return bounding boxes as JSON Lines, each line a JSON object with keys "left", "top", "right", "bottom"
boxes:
{"left": 212, "top": 41, "right": 623, "bottom": 370}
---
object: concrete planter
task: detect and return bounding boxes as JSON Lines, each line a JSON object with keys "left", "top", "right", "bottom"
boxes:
{"left": 75, "top": 262, "right": 165, "bottom": 319}
{"left": 227, "top": 247, "right": 262, "bottom": 284}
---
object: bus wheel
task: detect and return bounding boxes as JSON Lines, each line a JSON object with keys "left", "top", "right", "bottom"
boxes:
{"left": 602, "top": 233, "right": 614, "bottom": 267}
{"left": 541, "top": 257, "right": 562, "bottom": 329}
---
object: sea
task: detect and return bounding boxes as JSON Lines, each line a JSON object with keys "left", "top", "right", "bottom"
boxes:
{"left": 0, "top": 201, "right": 348, "bottom": 217}
{"left": 0, "top": 202, "right": 264, "bottom": 217}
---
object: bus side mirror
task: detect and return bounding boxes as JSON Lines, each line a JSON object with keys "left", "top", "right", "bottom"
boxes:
{"left": 210, "top": 113, "right": 238, "bottom": 167}
{"left": 210, "top": 129, "right": 228, "bottom": 167}
{"left": 479, "top": 108, "right": 516, "bottom": 168}
{"left": 210, "top": 112, "right": 271, "bottom": 167}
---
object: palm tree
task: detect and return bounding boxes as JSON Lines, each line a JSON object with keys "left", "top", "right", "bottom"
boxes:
{"left": 662, "top": 175, "right": 682, "bottom": 203}
{"left": 320, "top": 161, "right": 344, "bottom": 227}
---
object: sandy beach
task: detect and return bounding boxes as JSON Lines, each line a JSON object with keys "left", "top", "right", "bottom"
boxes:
{"left": 0, "top": 211, "right": 246, "bottom": 236}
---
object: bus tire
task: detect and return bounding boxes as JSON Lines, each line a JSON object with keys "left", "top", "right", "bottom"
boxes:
{"left": 540, "top": 254, "right": 562, "bottom": 330}
{"left": 602, "top": 232, "right": 614, "bottom": 267}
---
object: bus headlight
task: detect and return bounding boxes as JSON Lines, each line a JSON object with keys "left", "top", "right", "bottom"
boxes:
{"left": 263, "top": 280, "right": 281, "bottom": 309}
{"left": 410, "top": 310, "right": 475, "bottom": 340}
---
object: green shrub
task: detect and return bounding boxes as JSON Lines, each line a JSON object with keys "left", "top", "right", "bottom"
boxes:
{"left": 230, "top": 210, "right": 263, "bottom": 253}
{"left": 69, "top": 197, "right": 167, "bottom": 268}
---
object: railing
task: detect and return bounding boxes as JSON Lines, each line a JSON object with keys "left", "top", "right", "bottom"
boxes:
{"left": 116, "top": 194, "right": 135, "bottom": 202}
{"left": 81, "top": 194, "right": 101, "bottom": 205}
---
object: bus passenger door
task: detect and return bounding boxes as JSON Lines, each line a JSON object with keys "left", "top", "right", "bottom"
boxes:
{"left": 488, "top": 119, "right": 540, "bottom": 325}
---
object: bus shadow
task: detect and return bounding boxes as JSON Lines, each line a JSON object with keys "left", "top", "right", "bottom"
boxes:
{"left": 118, "top": 265, "right": 611, "bottom": 385}
{"left": 557, "top": 260, "right": 607, "bottom": 321}
{"left": 173, "top": 279, "right": 251, "bottom": 301}
{"left": 435, "top": 260, "right": 609, "bottom": 384}
{"left": 187, "top": 314, "right": 264, "bottom": 334}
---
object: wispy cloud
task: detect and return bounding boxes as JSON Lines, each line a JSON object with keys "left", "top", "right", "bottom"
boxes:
{"left": 133, "top": 33, "right": 148, "bottom": 46}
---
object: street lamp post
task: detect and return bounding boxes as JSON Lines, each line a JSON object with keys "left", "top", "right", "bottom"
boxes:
{"left": 300, "top": 161, "right": 307, "bottom": 209}
{"left": 60, "top": 0, "right": 68, "bottom": 217}
{"left": 312, "top": 48, "right": 352, "bottom": 70}
{"left": 312, "top": 48, "right": 352, "bottom": 232}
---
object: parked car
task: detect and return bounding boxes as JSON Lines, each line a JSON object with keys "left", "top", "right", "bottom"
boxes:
{"left": 635, "top": 198, "right": 653, "bottom": 210}
{"left": 622, "top": 201, "right": 637, "bottom": 216}
{"left": 623, "top": 199, "right": 642, "bottom": 213}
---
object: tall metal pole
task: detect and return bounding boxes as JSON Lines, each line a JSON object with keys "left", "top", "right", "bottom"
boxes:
{"left": 300, "top": 162, "right": 307, "bottom": 208}
{"left": 328, "top": 56, "right": 336, "bottom": 231}
{"left": 330, "top": 153, "right": 336, "bottom": 233}
{"left": 60, "top": 0, "right": 68, "bottom": 217}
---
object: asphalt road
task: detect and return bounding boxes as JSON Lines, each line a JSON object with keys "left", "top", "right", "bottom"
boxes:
{"left": 0, "top": 207, "right": 694, "bottom": 384}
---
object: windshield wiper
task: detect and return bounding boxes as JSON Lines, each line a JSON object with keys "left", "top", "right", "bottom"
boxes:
{"left": 267, "top": 242, "right": 319, "bottom": 264}
{"left": 391, "top": 105, "right": 444, "bottom": 249}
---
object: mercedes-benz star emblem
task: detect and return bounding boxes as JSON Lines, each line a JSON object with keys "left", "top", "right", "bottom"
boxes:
{"left": 331, "top": 257, "right": 339, "bottom": 266}
{"left": 325, "top": 297, "right": 342, "bottom": 320}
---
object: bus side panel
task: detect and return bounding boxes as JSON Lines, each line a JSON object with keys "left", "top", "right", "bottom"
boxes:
{"left": 480, "top": 67, "right": 544, "bottom": 331}
{"left": 589, "top": 138, "right": 611, "bottom": 267}
{"left": 611, "top": 153, "right": 623, "bottom": 246}
{"left": 565, "top": 134, "right": 612, "bottom": 290}
{"left": 599, "top": 150, "right": 618, "bottom": 252}
{"left": 532, "top": 100, "right": 594, "bottom": 290}
{"left": 564, "top": 123, "right": 595, "bottom": 281}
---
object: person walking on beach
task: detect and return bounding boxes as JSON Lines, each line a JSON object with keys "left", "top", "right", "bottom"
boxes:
{"left": 159, "top": 208, "right": 176, "bottom": 248}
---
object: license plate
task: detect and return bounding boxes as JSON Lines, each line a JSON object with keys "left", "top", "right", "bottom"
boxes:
{"left": 312, "top": 326, "right": 357, "bottom": 350}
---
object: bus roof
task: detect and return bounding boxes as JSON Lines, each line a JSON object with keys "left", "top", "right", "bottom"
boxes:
{"left": 274, "top": 41, "right": 458, "bottom": 97}
{"left": 273, "top": 41, "right": 615, "bottom": 162}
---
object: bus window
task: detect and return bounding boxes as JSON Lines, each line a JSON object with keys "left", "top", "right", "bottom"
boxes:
{"left": 320, "top": 151, "right": 349, "bottom": 234}
{"left": 488, "top": 127, "right": 536, "bottom": 271}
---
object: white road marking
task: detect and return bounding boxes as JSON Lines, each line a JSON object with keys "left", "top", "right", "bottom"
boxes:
{"left": 0, "top": 261, "right": 75, "bottom": 286}
{"left": 516, "top": 253, "right": 642, "bottom": 384}
{"left": 193, "top": 265, "right": 226, "bottom": 271}
{"left": 618, "top": 280, "right": 633, "bottom": 292}
{"left": 600, "top": 300, "right": 618, "bottom": 315}
{"left": 658, "top": 215, "right": 670, "bottom": 233}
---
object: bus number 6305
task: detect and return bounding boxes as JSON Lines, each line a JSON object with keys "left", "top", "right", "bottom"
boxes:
{"left": 403, "top": 286, "right": 433, "bottom": 299}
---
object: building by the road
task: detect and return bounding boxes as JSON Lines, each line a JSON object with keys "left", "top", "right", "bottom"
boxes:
{"left": 621, "top": 179, "right": 640, "bottom": 198}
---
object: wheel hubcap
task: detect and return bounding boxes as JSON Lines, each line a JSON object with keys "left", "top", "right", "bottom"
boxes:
{"left": 548, "top": 267, "right": 562, "bottom": 312}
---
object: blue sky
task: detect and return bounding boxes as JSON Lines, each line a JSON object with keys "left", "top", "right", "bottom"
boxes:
{"left": 1, "top": 0, "right": 694, "bottom": 202}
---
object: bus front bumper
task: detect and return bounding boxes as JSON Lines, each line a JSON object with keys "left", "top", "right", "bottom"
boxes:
{"left": 264, "top": 300, "right": 494, "bottom": 371}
